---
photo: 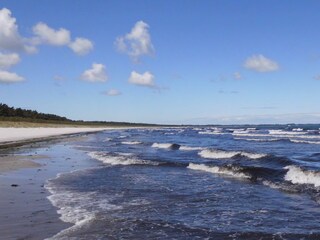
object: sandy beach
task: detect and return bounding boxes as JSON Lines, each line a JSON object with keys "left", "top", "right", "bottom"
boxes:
{"left": 0, "top": 128, "right": 107, "bottom": 240}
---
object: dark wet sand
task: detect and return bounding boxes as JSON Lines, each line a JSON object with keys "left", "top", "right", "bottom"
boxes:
{"left": 0, "top": 135, "right": 100, "bottom": 240}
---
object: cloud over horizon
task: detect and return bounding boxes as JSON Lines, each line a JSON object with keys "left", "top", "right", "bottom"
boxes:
{"left": 115, "top": 21, "right": 154, "bottom": 62}
{"left": 244, "top": 54, "right": 279, "bottom": 72}
{"left": 81, "top": 63, "right": 108, "bottom": 82}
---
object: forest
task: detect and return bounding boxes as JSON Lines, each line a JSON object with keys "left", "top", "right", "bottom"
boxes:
{"left": 0, "top": 103, "right": 159, "bottom": 127}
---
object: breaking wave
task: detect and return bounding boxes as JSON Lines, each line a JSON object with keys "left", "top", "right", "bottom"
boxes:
{"left": 88, "top": 151, "right": 157, "bottom": 166}
{"left": 152, "top": 143, "right": 181, "bottom": 150}
{"left": 284, "top": 166, "right": 320, "bottom": 187}
{"left": 188, "top": 163, "right": 251, "bottom": 179}
{"left": 121, "top": 141, "right": 142, "bottom": 145}
{"left": 179, "top": 145, "right": 204, "bottom": 151}
{"left": 45, "top": 172, "right": 122, "bottom": 240}
{"left": 198, "top": 149, "right": 267, "bottom": 159}
{"left": 289, "top": 139, "right": 320, "bottom": 145}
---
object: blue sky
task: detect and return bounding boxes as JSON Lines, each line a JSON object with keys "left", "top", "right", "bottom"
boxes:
{"left": 0, "top": 0, "right": 320, "bottom": 124}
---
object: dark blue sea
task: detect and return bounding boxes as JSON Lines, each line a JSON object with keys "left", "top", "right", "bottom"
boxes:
{"left": 46, "top": 125, "right": 320, "bottom": 239}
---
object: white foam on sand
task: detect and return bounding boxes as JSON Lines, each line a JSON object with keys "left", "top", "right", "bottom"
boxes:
{"left": 0, "top": 127, "right": 110, "bottom": 143}
{"left": 45, "top": 172, "right": 122, "bottom": 240}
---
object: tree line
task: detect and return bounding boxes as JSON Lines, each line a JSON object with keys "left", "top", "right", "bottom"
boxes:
{"left": 0, "top": 103, "right": 70, "bottom": 122}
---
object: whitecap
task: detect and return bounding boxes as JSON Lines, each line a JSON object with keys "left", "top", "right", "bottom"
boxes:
{"left": 284, "top": 165, "right": 320, "bottom": 187}
{"left": 151, "top": 143, "right": 180, "bottom": 149}
{"left": 179, "top": 145, "right": 204, "bottom": 151}
{"left": 198, "top": 149, "right": 267, "bottom": 160}
{"left": 88, "top": 151, "right": 156, "bottom": 166}
{"left": 121, "top": 141, "right": 142, "bottom": 145}
{"left": 188, "top": 163, "right": 250, "bottom": 179}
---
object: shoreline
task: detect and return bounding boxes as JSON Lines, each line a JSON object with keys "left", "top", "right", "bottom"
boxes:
{"left": 0, "top": 129, "right": 109, "bottom": 239}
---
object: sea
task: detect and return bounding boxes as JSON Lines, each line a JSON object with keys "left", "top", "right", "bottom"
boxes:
{"left": 45, "top": 125, "right": 320, "bottom": 239}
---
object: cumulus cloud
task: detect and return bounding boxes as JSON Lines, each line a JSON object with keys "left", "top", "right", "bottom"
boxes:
{"left": 0, "top": 8, "right": 36, "bottom": 53}
{"left": 0, "top": 52, "right": 20, "bottom": 69}
{"left": 0, "top": 70, "right": 24, "bottom": 83}
{"left": 69, "top": 37, "right": 93, "bottom": 55}
{"left": 0, "top": 8, "right": 93, "bottom": 56}
{"left": 103, "top": 89, "right": 122, "bottom": 96}
{"left": 81, "top": 63, "right": 108, "bottom": 82}
{"left": 128, "top": 71, "right": 155, "bottom": 87}
{"left": 115, "top": 21, "right": 154, "bottom": 62}
{"left": 32, "top": 22, "right": 71, "bottom": 46}
{"left": 0, "top": 51, "right": 23, "bottom": 84}
{"left": 244, "top": 54, "right": 279, "bottom": 72}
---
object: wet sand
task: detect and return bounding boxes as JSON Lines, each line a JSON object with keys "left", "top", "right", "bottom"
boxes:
{"left": 0, "top": 134, "right": 101, "bottom": 240}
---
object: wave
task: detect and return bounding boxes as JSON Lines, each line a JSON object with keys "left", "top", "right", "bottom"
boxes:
{"left": 269, "top": 130, "right": 307, "bottom": 135}
{"left": 198, "top": 131, "right": 224, "bottom": 135}
{"left": 121, "top": 141, "right": 142, "bottom": 145}
{"left": 152, "top": 143, "right": 181, "bottom": 150}
{"left": 198, "top": 149, "right": 267, "bottom": 160}
{"left": 289, "top": 139, "right": 320, "bottom": 145}
{"left": 179, "top": 145, "right": 204, "bottom": 151}
{"left": 188, "top": 163, "right": 250, "bottom": 179}
{"left": 284, "top": 166, "right": 320, "bottom": 187}
{"left": 234, "top": 137, "right": 283, "bottom": 142}
{"left": 45, "top": 174, "right": 122, "bottom": 240}
{"left": 88, "top": 151, "right": 157, "bottom": 166}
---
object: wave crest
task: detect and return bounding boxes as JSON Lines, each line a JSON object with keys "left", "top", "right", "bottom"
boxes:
{"left": 198, "top": 149, "right": 267, "bottom": 160}
{"left": 284, "top": 166, "right": 320, "bottom": 187}
{"left": 188, "top": 163, "right": 250, "bottom": 179}
{"left": 152, "top": 143, "right": 181, "bottom": 150}
{"left": 88, "top": 151, "right": 156, "bottom": 166}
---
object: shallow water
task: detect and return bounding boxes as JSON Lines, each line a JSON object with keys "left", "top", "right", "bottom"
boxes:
{"left": 46, "top": 125, "right": 320, "bottom": 239}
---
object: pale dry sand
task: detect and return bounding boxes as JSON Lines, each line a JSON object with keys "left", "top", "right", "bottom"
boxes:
{"left": 0, "top": 127, "right": 109, "bottom": 143}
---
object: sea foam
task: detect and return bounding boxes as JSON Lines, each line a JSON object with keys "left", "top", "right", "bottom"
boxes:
{"left": 198, "top": 149, "right": 267, "bottom": 160}
{"left": 284, "top": 166, "right": 320, "bottom": 187}
{"left": 152, "top": 143, "right": 180, "bottom": 150}
{"left": 121, "top": 141, "right": 142, "bottom": 145}
{"left": 188, "top": 163, "right": 250, "bottom": 179}
{"left": 88, "top": 151, "right": 156, "bottom": 166}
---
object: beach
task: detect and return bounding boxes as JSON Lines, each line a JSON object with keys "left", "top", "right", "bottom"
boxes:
{"left": 0, "top": 128, "right": 107, "bottom": 240}
{"left": 2, "top": 126, "right": 320, "bottom": 239}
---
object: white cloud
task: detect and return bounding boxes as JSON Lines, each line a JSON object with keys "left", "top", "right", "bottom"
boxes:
{"left": 233, "top": 72, "right": 242, "bottom": 80}
{"left": 32, "top": 22, "right": 71, "bottom": 46}
{"left": 0, "top": 70, "right": 24, "bottom": 83}
{"left": 0, "top": 52, "right": 20, "bottom": 69}
{"left": 115, "top": 21, "right": 154, "bottom": 61}
{"left": 244, "top": 54, "right": 279, "bottom": 72}
{"left": 128, "top": 71, "right": 155, "bottom": 87}
{"left": 103, "top": 89, "right": 122, "bottom": 96}
{"left": 69, "top": 37, "right": 93, "bottom": 55}
{"left": 0, "top": 8, "right": 36, "bottom": 53}
{"left": 80, "top": 63, "right": 108, "bottom": 82}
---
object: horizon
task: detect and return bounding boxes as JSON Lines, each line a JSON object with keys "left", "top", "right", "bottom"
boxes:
{"left": 1, "top": 1, "right": 320, "bottom": 125}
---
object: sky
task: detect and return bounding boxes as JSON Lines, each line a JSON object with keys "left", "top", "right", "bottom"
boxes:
{"left": 0, "top": 0, "right": 320, "bottom": 124}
